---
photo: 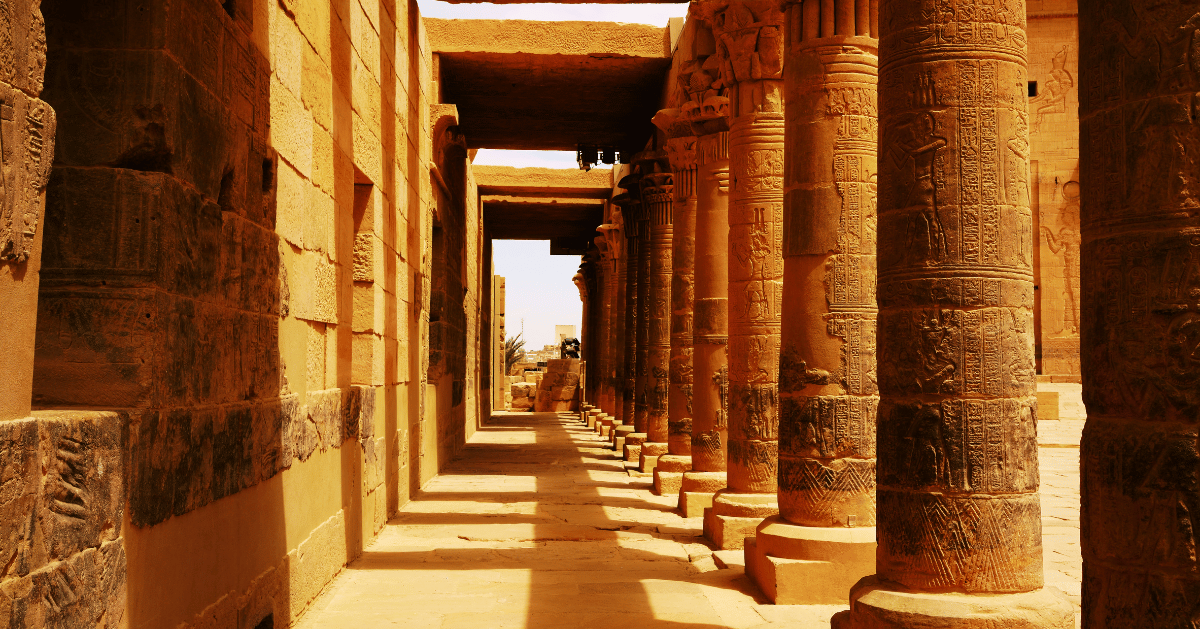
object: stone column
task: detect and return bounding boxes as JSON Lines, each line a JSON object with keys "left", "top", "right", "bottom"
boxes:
{"left": 681, "top": 128, "right": 731, "bottom": 518}
{"left": 655, "top": 119, "right": 699, "bottom": 497}
{"left": 1078, "top": 4, "right": 1200, "bottom": 626}
{"left": 626, "top": 170, "right": 654, "bottom": 462}
{"left": 615, "top": 191, "right": 642, "bottom": 450}
{"left": 700, "top": 0, "right": 786, "bottom": 551}
{"left": 595, "top": 222, "right": 621, "bottom": 418}
{"left": 833, "top": 0, "right": 1073, "bottom": 624}
{"left": 639, "top": 159, "right": 674, "bottom": 473}
{"left": 746, "top": 0, "right": 878, "bottom": 604}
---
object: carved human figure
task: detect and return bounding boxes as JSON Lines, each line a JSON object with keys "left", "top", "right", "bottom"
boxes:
{"left": 1031, "top": 46, "right": 1073, "bottom": 130}
{"left": 893, "top": 112, "right": 948, "bottom": 264}
{"left": 1041, "top": 190, "right": 1081, "bottom": 336}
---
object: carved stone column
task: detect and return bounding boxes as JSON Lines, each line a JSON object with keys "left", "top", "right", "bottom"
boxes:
{"left": 614, "top": 190, "right": 643, "bottom": 451}
{"left": 681, "top": 128, "right": 731, "bottom": 518}
{"left": 639, "top": 159, "right": 675, "bottom": 473}
{"left": 625, "top": 169, "right": 654, "bottom": 462}
{"left": 833, "top": 0, "right": 1073, "bottom": 624}
{"left": 596, "top": 221, "right": 622, "bottom": 419}
{"left": 655, "top": 117, "right": 699, "bottom": 497}
{"left": 746, "top": 0, "right": 879, "bottom": 604}
{"left": 1078, "top": 4, "right": 1200, "bottom": 626}
{"left": 697, "top": 0, "right": 786, "bottom": 551}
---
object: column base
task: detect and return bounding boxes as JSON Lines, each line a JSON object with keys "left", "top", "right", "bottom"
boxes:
{"left": 624, "top": 432, "right": 647, "bottom": 462}
{"left": 586, "top": 410, "right": 602, "bottom": 428}
{"left": 653, "top": 455, "right": 691, "bottom": 496}
{"left": 639, "top": 441, "right": 668, "bottom": 473}
{"left": 612, "top": 424, "right": 633, "bottom": 450}
{"left": 703, "top": 490, "right": 777, "bottom": 550}
{"left": 679, "top": 471, "right": 725, "bottom": 517}
{"left": 745, "top": 515, "right": 876, "bottom": 604}
{"left": 830, "top": 577, "right": 1075, "bottom": 629}
{"left": 598, "top": 419, "right": 613, "bottom": 439}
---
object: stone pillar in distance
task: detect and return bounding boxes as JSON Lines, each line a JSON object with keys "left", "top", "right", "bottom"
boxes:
{"left": 626, "top": 169, "right": 654, "bottom": 462}
{"left": 655, "top": 112, "right": 699, "bottom": 496}
{"left": 746, "top": 0, "right": 879, "bottom": 604}
{"left": 595, "top": 221, "right": 622, "bottom": 420}
{"left": 833, "top": 0, "right": 1073, "bottom": 623}
{"left": 697, "top": 0, "right": 786, "bottom": 551}
{"left": 638, "top": 158, "right": 674, "bottom": 474}
{"left": 681, "top": 126, "right": 731, "bottom": 517}
{"left": 615, "top": 190, "right": 642, "bottom": 446}
{"left": 1079, "top": 3, "right": 1200, "bottom": 625}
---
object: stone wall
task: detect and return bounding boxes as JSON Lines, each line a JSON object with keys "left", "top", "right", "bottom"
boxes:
{"left": 17, "top": 0, "right": 463, "bottom": 626}
{"left": 1028, "top": 0, "right": 1080, "bottom": 380}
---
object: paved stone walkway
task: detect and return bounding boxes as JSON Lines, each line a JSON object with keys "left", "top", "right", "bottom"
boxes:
{"left": 296, "top": 412, "right": 1084, "bottom": 628}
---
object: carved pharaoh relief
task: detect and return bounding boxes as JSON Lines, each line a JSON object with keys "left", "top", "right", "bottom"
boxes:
{"left": 0, "top": 89, "right": 54, "bottom": 263}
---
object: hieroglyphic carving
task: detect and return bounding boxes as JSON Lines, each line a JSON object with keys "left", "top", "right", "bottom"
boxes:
{"left": 723, "top": 80, "right": 784, "bottom": 495}
{"left": 641, "top": 168, "right": 674, "bottom": 447}
{"left": 778, "top": 29, "right": 879, "bottom": 530}
{"left": 616, "top": 194, "right": 642, "bottom": 427}
{"left": 0, "top": 88, "right": 55, "bottom": 263}
{"left": 689, "top": 128, "right": 731, "bottom": 475}
{"left": 861, "top": 0, "right": 1051, "bottom": 602}
{"left": 662, "top": 131, "right": 699, "bottom": 456}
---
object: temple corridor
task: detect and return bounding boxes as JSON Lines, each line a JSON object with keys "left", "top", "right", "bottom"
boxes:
{"left": 293, "top": 411, "right": 1084, "bottom": 629}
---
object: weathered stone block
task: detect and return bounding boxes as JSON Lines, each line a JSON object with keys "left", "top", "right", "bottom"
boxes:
{"left": 35, "top": 411, "right": 125, "bottom": 562}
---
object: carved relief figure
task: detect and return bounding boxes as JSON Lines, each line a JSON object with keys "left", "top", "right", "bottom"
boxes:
{"left": 1006, "top": 113, "right": 1031, "bottom": 209}
{"left": 1041, "top": 181, "right": 1081, "bottom": 335}
{"left": 916, "top": 310, "right": 957, "bottom": 393}
{"left": 1031, "top": 46, "right": 1074, "bottom": 131}
{"left": 714, "top": 366, "right": 729, "bottom": 430}
{"left": 893, "top": 112, "right": 949, "bottom": 264}
{"left": 904, "top": 405, "right": 951, "bottom": 488}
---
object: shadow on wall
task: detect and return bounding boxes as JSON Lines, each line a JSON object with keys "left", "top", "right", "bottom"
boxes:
{"left": 24, "top": 0, "right": 428, "bottom": 626}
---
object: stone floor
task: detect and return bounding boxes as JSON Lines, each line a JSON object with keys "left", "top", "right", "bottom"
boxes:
{"left": 295, "top": 413, "right": 1085, "bottom": 628}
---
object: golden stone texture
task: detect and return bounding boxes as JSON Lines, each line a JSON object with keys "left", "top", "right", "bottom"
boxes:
{"left": 836, "top": 0, "right": 1074, "bottom": 623}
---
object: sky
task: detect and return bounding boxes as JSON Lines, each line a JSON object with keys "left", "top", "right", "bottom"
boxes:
{"left": 417, "top": 1, "right": 688, "bottom": 26}
{"left": 477, "top": 151, "right": 597, "bottom": 351}
{"left": 493, "top": 238, "right": 584, "bottom": 351}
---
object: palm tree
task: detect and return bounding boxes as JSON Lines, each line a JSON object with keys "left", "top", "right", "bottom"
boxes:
{"left": 504, "top": 333, "right": 526, "bottom": 375}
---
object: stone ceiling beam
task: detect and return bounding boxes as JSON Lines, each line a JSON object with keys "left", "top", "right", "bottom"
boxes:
{"left": 429, "top": 19, "right": 674, "bottom": 151}
{"left": 474, "top": 166, "right": 614, "bottom": 199}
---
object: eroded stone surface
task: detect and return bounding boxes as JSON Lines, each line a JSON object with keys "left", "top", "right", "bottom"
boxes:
{"left": 1079, "top": 0, "right": 1200, "bottom": 621}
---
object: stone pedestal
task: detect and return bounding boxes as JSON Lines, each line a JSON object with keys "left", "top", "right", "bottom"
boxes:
{"left": 623, "top": 432, "right": 646, "bottom": 462}
{"left": 831, "top": 578, "right": 1074, "bottom": 629}
{"left": 639, "top": 441, "right": 668, "bottom": 474}
{"left": 704, "top": 490, "right": 779, "bottom": 550}
{"left": 653, "top": 454, "right": 690, "bottom": 496}
{"left": 746, "top": 516, "right": 875, "bottom": 604}
{"left": 680, "top": 471, "right": 726, "bottom": 517}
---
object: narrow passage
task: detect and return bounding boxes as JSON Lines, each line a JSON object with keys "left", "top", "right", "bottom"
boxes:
{"left": 296, "top": 413, "right": 1083, "bottom": 628}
